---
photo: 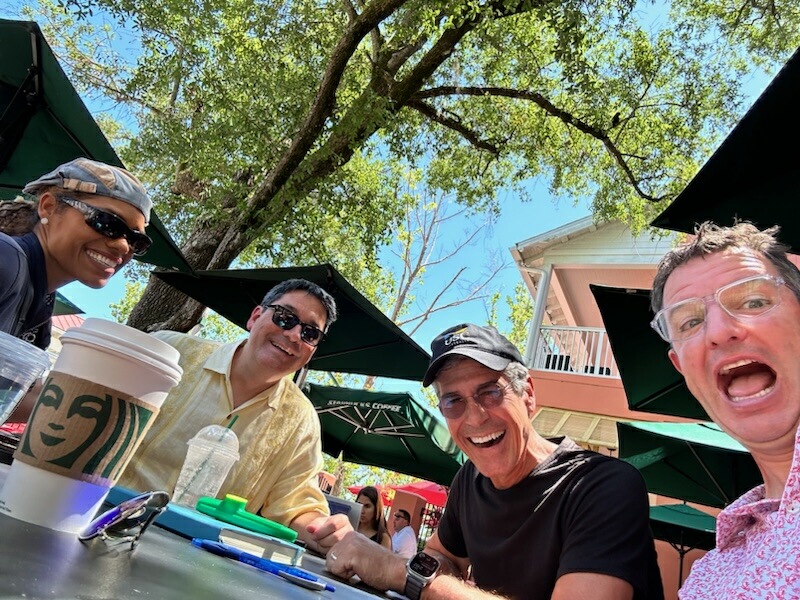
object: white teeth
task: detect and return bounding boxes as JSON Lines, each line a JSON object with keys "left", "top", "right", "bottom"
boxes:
{"left": 272, "top": 342, "right": 294, "bottom": 356}
{"left": 719, "top": 359, "right": 756, "bottom": 375}
{"left": 470, "top": 431, "right": 503, "bottom": 444}
{"left": 730, "top": 382, "right": 775, "bottom": 402}
{"left": 86, "top": 249, "right": 116, "bottom": 268}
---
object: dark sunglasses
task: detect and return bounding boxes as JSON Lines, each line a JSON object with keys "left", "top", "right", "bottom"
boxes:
{"left": 58, "top": 195, "right": 153, "bottom": 256}
{"left": 265, "top": 304, "right": 325, "bottom": 346}
{"left": 79, "top": 490, "right": 169, "bottom": 550}
{"left": 393, "top": 512, "right": 409, "bottom": 520}
{"left": 438, "top": 382, "right": 513, "bottom": 419}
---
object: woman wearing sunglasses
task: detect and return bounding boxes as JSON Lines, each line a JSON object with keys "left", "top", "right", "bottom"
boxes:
{"left": 0, "top": 158, "right": 152, "bottom": 350}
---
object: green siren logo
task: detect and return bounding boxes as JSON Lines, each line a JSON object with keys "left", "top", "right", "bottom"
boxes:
{"left": 16, "top": 373, "right": 157, "bottom": 485}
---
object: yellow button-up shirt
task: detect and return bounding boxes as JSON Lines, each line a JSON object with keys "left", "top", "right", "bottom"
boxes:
{"left": 118, "top": 331, "right": 328, "bottom": 526}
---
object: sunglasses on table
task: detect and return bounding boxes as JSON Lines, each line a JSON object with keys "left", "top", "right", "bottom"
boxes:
{"left": 650, "top": 274, "right": 787, "bottom": 343}
{"left": 265, "top": 304, "right": 325, "bottom": 346}
{"left": 79, "top": 490, "right": 169, "bottom": 551}
{"left": 58, "top": 195, "right": 153, "bottom": 256}
{"left": 438, "top": 381, "right": 514, "bottom": 419}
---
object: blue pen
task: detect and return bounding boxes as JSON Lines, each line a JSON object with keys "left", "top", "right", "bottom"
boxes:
{"left": 192, "top": 538, "right": 336, "bottom": 592}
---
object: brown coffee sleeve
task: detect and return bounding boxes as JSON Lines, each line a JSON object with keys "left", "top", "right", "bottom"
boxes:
{"left": 13, "top": 372, "right": 160, "bottom": 487}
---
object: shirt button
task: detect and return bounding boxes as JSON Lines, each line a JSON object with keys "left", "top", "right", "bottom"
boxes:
{"left": 787, "top": 502, "right": 800, "bottom": 513}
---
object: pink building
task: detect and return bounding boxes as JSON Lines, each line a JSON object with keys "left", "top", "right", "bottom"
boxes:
{"left": 511, "top": 217, "right": 708, "bottom": 599}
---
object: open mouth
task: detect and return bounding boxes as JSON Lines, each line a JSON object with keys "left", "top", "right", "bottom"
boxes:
{"left": 719, "top": 359, "right": 776, "bottom": 402}
{"left": 87, "top": 249, "right": 118, "bottom": 269}
{"left": 469, "top": 430, "right": 505, "bottom": 448}
{"left": 271, "top": 341, "right": 295, "bottom": 356}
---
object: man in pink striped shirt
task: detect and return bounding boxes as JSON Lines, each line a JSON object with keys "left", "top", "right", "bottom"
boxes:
{"left": 651, "top": 222, "right": 800, "bottom": 599}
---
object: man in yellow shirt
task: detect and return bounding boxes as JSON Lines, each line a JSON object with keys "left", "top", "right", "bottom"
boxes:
{"left": 119, "top": 279, "right": 351, "bottom": 554}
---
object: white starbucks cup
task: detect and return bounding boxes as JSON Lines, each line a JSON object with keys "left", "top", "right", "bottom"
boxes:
{"left": 0, "top": 318, "right": 182, "bottom": 532}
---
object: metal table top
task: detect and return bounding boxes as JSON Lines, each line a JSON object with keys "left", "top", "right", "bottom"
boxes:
{"left": 0, "top": 463, "right": 379, "bottom": 599}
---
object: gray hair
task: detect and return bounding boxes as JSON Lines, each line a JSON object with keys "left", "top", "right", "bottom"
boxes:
{"left": 260, "top": 278, "right": 338, "bottom": 331}
{"left": 651, "top": 221, "right": 800, "bottom": 313}
{"left": 434, "top": 355, "right": 529, "bottom": 395}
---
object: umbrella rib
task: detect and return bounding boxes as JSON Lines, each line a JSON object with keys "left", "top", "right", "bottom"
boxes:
{"left": 323, "top": 407, "right": 369, "bottom": 431}
{"left": 686, "top": 443, "right": 731, "bottom": 504}
{"left": 370, "top": 430, "right": 425, "bottom": 438}
{"left": 365, "top": 410, "right": 384, "bottom": 431}
{"left": 400, "top": 436, "right": 419, "bottom": 462}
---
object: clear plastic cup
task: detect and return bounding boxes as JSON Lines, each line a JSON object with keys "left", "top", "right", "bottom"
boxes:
{"left": 172, "top": 424, "right": 240, "bottom": 508}
{"left": 0, "top": 331, "right": 50, "bottom": 425}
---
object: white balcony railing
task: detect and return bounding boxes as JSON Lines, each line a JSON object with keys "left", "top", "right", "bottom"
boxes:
{"left": 530, "top": 325, "right": 619, "bottom": 378}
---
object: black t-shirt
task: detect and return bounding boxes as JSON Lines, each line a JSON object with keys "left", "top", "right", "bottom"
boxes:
{"left": 437, "top": 438, "right": 664, "bottom": 600}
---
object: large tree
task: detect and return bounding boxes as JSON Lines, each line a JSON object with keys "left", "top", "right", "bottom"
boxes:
{"left": 31, "top": 0, "right": 800, "bottom": 332}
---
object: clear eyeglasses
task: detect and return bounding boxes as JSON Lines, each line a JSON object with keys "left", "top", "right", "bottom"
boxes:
{"left": 79, "top": 491, "right": 170, "bottom": 550}
{"left": 650, "top": 274, "right": 786, "bottom": 343}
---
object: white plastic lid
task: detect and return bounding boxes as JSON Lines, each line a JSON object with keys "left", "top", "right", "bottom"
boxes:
{"left": 60, "top": 318, "right": 182, "bottom": 384}
{"left": 188, "top": 424, "right": 240, "bottom": 458}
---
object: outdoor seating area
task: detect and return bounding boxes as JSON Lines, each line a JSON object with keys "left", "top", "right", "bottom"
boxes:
{"left": 2, "top": 7, "right": 800, "bottom": 600}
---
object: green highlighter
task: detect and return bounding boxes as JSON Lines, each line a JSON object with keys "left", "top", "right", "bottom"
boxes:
{"left": 196, "top": 494, "right": 297, "bottom": 542}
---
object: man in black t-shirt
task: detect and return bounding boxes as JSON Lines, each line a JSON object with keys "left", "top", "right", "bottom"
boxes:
{"left": 326, "top": 323, "right": 664, "bottom": 600}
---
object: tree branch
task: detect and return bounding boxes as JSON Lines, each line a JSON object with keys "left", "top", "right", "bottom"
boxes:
{"left": 407, "top": 98, "right": 500, "bottom": 155}
{"left": 248, "top": 0, "right": 409, "bottom": 207}
{"left": 414, "top": 85, "right": 667, "bottom": 202}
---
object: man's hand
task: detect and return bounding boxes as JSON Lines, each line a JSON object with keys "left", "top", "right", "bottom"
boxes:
{"left": 326, "top": 530, "right": 407, "bottom": 592}
{"left": 291, "top": 511, "right": 352, "bottom": 555}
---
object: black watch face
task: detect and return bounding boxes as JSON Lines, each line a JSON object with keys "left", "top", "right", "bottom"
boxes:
{"left": 410, "top": 552, "right": 439, "bottom": 578}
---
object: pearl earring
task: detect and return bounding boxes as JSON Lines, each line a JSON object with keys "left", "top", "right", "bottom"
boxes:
{"left": 40, "top": 217, "right": 49, "bottom": 225}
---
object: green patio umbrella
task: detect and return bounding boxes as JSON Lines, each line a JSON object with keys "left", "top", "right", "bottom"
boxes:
{"left": 53, "top": 292, "right": 84, "bottom": 316}
{"left": 591, "top": 284, "right": 707, "bottom": 420}
{"left": 305, "top": 383, "right": 465, "bottom": 485}
{"left": 649, "top": 504, "right": 716, "bottom": 587}
{"left": 0, "top": 19, "right": 192, "bottom": 273}
{"left": 154, "top": 264, "right": 431, "bottom": 381}
{"left": 618, "top": 421, "right": 762, "bottom": 509}
{"left": 651, "top": 46, "right": 800, "bottom": 252}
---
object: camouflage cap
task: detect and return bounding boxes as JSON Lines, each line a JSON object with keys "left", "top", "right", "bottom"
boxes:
{"left": 23, "top": 158, "right": 152, "bottom": 223}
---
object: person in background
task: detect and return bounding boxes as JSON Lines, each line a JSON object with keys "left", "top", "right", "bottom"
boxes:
{"left": 0, "top": 157, "right": 152, "bottom": 350}
{"left": 355, "top": 486, "right": 391, "bottom": 549}
{"left": 117, "top": 278, "right": 352, "bottom": 555}
{"left": 390, "top": 508, "right": 418, "bottom": 559}
{"left": 650, "top": 221, "right": 800, "bottom": 599}
{"left": 325, "top": 323, "right": 663, "bottom": 600}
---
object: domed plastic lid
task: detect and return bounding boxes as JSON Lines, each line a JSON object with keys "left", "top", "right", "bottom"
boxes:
{"left": 189, "top": 424, "right": 240, "bottom": 456}
{"left": 60, "top": 318, "right": 182, "bottom": 383}
{"left": 0, "top": 330, "right": 50, "bottom": 382}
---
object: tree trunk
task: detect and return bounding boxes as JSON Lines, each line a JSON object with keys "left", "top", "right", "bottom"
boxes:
{"left": 128, "top": 213, "right": 254, "bottom": 332}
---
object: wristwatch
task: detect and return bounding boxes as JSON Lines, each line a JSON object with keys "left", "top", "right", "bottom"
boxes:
{"left": 404, "top": 551, "right": 440, "bottom": 600}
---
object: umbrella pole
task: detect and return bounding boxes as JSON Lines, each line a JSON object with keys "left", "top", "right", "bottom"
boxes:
{"left": 294, "top": 365, "right": 310, "bottom": 387}
{"left": 667, "top": 541, "right": 690, "bottom": 589}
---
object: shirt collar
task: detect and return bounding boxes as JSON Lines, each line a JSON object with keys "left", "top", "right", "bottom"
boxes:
{"left": 201, "top": 340, "right": 288, "bottom": 411}
{"left": 716, "top": 425, "right": 800, "bottom": 549}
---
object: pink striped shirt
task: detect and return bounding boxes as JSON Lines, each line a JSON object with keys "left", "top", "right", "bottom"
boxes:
{"left": 679, "top": 428, "right": 800, "bottom": 599}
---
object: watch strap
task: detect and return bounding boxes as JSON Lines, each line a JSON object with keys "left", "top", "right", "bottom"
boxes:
{"left": 404, "top": 573, "right": 426, "bottom": 600}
